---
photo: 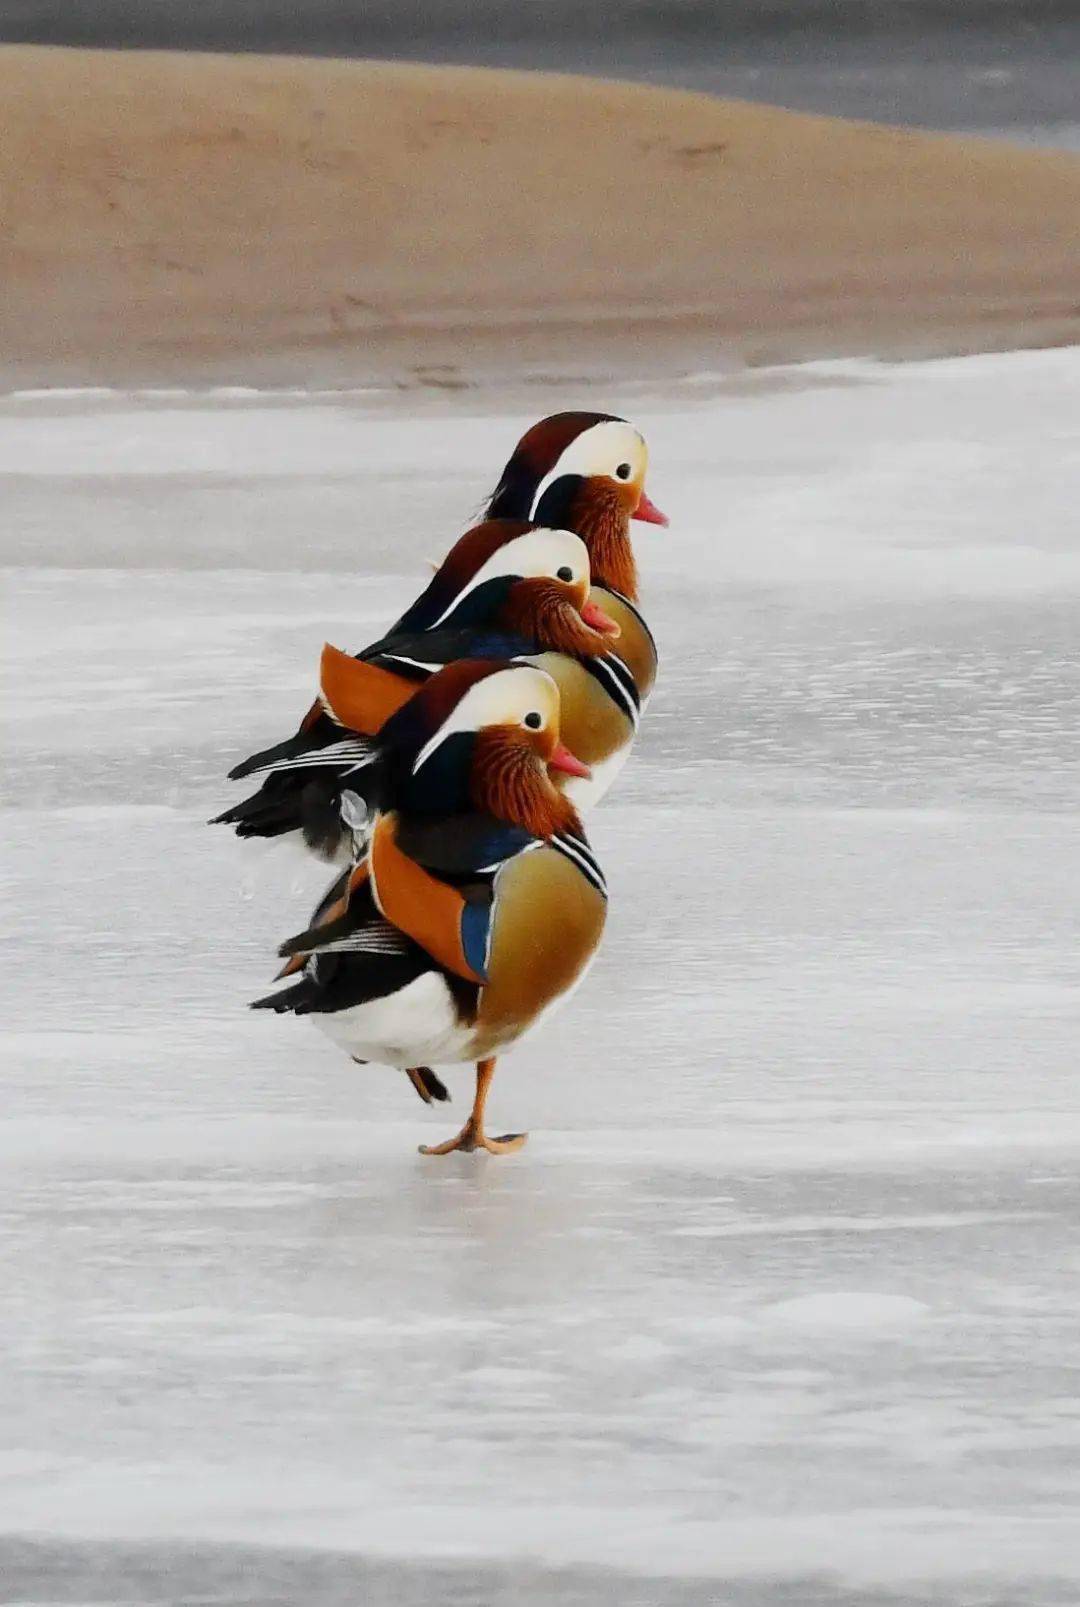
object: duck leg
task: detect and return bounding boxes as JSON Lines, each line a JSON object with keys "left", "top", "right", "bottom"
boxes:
{"left": 418, "top": 1057, "right": 526, "bottom": 1155}
{"left": 404, "top": 1066, "right": 450, "bottom": 1105}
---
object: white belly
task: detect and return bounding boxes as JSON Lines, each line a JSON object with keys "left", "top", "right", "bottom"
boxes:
{"left": 312, "top": 970, "right": 546, "bottom": 1070}
{"left": 315, "top": 972, "right": 473, "bottom": 1068}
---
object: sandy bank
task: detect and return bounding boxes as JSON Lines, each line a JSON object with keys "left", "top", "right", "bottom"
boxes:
{"left": 3, "top": 45, "right": 1079, "bottom": 383}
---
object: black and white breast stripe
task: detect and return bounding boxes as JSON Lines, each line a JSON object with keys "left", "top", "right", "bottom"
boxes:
{"left": 551, "top": 831, "right": 608, "bottom": 898}
{"left": 585, "top": 651, "right": 641, "bottom": 729}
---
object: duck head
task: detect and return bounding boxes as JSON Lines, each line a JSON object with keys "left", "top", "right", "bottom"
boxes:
{"left": 484, "top": 412, "right": 667, "bottom": 602}
{"left": 382, "top": 660, "right": 588, "bottom": 839}
{"left": 395, "top": 520, "right": 619, "bottom": 655}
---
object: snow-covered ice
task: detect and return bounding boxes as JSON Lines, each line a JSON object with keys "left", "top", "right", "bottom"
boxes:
{"left": 3, "top": 349, "right": 1080, "bottom": 1604}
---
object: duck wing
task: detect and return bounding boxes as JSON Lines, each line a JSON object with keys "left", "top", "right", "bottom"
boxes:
{"left": 365, "top": 813, "right": 498, "bottom": 984}
{"left": 394, "top": 812, "right": 535, "bottom": 876}
{"left": 252, "top": 868, "right": 429, "bottom": 1015}
{"left": 360, "top": 627, "right": 535, "bottom": 674}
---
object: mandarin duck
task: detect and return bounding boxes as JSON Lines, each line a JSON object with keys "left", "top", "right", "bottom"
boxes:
{"left": 253, "top": 660, "right": 607, "bottom": 1155}
{"left": 215, "top": 411, "right": 664, "bottom": 854}
{"left": 484, "top": 410, "right": 666, "bottom": 797}
{"left": 214, "top": 522, "right": 619, "bottom": 858}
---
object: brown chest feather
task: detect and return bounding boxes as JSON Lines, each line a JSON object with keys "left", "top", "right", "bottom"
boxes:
{"left": 592, "top": 587, "right": 657, "bottom": 699}
{"left": 478, "top": 847, "right": 607, "bottom": 1034}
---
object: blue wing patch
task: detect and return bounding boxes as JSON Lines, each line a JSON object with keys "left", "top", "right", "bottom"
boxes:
{"left": 460, "top": 898, "right": 493, "bottom": 983}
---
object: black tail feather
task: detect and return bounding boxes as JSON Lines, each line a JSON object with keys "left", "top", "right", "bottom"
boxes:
{"left": 250, "top": 979, "right": 315, "bottom": 1014}
{"left": 277, "top": 910, "right": 355, "bottom": 958}
{"left": 214, "top": 751, "right": 387, "bottom": 856}
{"left": 210, "top": 782, "right": 303, "bottom": 839}
{"left": 300, "top": 780, "right": 349, "bottom": 860}
{"left": 228, "top": 731, "right": 325, "bottom": 783}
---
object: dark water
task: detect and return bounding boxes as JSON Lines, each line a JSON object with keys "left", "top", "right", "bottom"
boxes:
{"left": 2, "top": 1, "right": 1079, "bottom": 144}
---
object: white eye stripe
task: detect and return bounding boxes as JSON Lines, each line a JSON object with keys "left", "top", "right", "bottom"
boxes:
{"left": 411, "top": 666, "right": 561, "bottom": 775}
{"left": 528, "top": 421, "right": 647, "bottom": 517}
{"left": 430, "top": 527, "right": 590, "bottom": 628}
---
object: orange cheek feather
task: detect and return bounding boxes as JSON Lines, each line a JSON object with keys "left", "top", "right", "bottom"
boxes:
{"left": 472, "top": 728, "right": 582, "bottom": 840}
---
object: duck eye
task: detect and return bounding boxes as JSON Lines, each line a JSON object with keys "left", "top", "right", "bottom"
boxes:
{"left": 523, "top": 711, "right": 543, "bottom": 730}
{"left": 615, "top": 462, "right": 632, "bottom": 480}
{"left": 556, "top": 566, "right": 573, "bottom": 582}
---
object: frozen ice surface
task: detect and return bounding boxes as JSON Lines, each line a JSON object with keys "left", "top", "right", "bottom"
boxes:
{"left": 3, "top": 350, "right": 1080, "bottom": 1605}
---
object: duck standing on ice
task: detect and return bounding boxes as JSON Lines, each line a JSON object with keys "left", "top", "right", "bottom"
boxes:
{"left": 214, "top": 522, "right": 620, "bottom": 858}
{"left": 254, "top": 660, "right": 607, "bottom": 1155}
{"left": 487, "top": 412, "right": 665, "bottom": 809}
{"left": 213, "top": 411, "right": 665, "bottom": 854}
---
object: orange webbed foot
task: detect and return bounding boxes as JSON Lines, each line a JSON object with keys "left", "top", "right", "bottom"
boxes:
{"left": 418, "top": 1123, "right": 527, "bottom": 1157}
